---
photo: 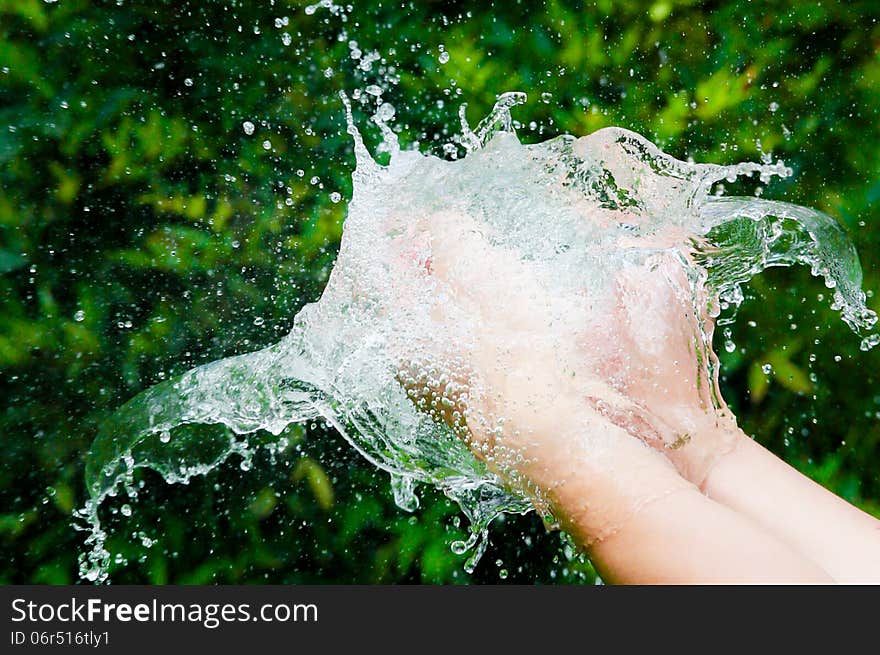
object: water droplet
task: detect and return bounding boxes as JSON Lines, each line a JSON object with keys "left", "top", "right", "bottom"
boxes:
{"left": 329, "top": 192, "right": 342, "bottom": 203}
{"left": 375, "top": 102, "right": 395, "bottom": 122}
{"left": 120, "top": 504, "right": 132, "bottom": 517}
{"left": 184, "top": 78, "right": 193, "bottom": 87}
{"left": 242, "top": 121, "right": 255, "bottom": 135}
{"left": 73, "top": 310, "right": 85, "bottom": 322}
{"left": 438, "top": 51, "right": 450, "bottom": 64}
{"left": 262, "top": 139, "right": 272, "bottom": 150}
{"left": 860, "top": 334, "right": 880, "bottom": 351}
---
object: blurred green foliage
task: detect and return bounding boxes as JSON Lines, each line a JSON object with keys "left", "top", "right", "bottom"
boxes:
{"left": 1, "top": 0, "right": 878, "bottom": 583}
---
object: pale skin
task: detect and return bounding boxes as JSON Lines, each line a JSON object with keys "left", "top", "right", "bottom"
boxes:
{"left": 389, "top": 210, "right": 880, "bottom": 584}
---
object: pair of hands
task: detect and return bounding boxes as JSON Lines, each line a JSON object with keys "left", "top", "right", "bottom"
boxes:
{"left": 388, "top": 210, "right": 740, "bottom": 544}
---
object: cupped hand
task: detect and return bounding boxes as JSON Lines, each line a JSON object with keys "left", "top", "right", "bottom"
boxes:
{"left": 386, "top": 210, "right": 695, "bottom": 544}
{"left": 581, "top": 248, "right": 742, "bottom": 486}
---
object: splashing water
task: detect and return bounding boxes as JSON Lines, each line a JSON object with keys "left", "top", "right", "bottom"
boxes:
{"left": 77, "top": 92, "right": 877, "bottom": 583}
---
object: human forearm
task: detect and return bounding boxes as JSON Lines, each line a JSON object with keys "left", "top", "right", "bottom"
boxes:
{"left": 587, "top": 485, "right": 833, "bottom": 584}
{"left": 532, "top": 421, "right": 832, "bottom": 584}
{"left": 701, "top": 429, "right": 880, "bottom": 583}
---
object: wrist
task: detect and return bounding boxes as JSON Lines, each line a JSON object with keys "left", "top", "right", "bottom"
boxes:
{"left": 690, "top": 421, "right": 750, "bottom": 493}
{"left": 531, "top": 420, "right": 695, "bottom": 547}
{"left": 644, "top": 408, "right": 747, "bottom": 491}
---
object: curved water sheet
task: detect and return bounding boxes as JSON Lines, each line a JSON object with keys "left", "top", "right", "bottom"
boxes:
{"left": 78, "top": 93, "right": 877, "bottom": 582}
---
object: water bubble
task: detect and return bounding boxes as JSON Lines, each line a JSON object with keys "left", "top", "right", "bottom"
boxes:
{"left": 184, "top": 78, "right": 193, "bottom": 87}
{"left": 438, "top": 51, "right": 450, "bottom": 64}
{"left": 281, "top": 33, "right": 292, "bottom": 47}
{"left": 120, "top": 504, "right": 132, "bottom": 517}
{"left": 242, "top": 121, "right": 255, "bottom": 135}
{"left": 769, "top": 101, "right": 779, "bottom": 113}
{"left": 262, "top": 140, "right": 272, "bottom": 150}
{"left": 159, "top": 430, "right": 171, "bottom": 444}
{"left": 73, "top": 310, "right": 85, "bottom": 322}
{"left": 329, "top": 192, "right": 342, "bottom": 203}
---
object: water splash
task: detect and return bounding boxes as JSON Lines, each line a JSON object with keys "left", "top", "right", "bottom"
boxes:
{"left": 77, "top": 92, "right": 877, "bottom": 583}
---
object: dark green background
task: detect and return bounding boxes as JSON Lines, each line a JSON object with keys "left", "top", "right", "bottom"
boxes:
{"left": 2, "top": 0, "right": 878, "bottom": 583}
